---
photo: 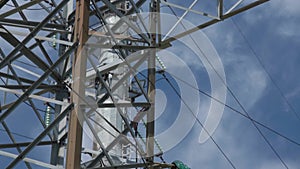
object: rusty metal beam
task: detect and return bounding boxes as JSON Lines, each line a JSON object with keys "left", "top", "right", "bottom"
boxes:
{"left": 65, "top": 0, "right": 89, "bottom": 168}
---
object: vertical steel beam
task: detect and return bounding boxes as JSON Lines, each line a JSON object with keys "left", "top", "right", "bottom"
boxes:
{"left": 147, "top": 0, "right": 158, "bottom": 165}
{"left": 65, "top": 0, "right": 89, "bottom": 168}
{"left": 218, "top": 0, "right": 223, "bottom": 19}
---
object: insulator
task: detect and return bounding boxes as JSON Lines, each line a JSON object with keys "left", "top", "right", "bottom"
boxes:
{"left": 52, "top": 30, "right": 57, "bottom": 48}
{"left": 172, "top": 160, "right": 191, "bottom": 169}
{"left": 44, "top": 106, "right": 51, "bottom": 127}
{"left": 156, "top": 56, "right": 166, "bottom": 70}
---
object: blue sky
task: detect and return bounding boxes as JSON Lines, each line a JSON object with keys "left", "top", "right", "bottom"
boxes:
{"left": 1, "top": 0, "right": 300, "bottom": 168}
{"left": 158, "top": 0, "right": 300, "bottom": 169}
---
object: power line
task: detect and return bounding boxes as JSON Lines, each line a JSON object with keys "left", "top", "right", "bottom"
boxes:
{"left": 167, "top": 5, "right": 289, "bottom": 169}
{"left": 161, "top": 73, "right": 237, "bottom": 169}
{"left": 5, "top": 1, "right": 53, "bottom": 11}
{"left": 230, "top": 18, "right": 300, "bottom": 122}
{"left": 167, "top": 72, "right": 300, "bottom": 147}
{"left": 0, "top": 128, "right": 34, "bottom": 140}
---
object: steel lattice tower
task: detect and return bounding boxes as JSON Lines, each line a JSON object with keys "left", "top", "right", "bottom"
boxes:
{"left": 0, "top": 0, "right": 268, "bottom": 168}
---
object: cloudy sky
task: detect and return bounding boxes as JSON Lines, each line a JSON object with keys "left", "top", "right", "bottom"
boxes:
{"left": 1, "top": 0, "right": 300, "bottom": 169}
{"left": 159, "top": 0, "right": 300, "bottom": 169}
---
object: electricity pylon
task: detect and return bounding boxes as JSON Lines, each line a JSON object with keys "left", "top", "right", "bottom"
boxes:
{"left": 0, "top": 0, "right": 268, "bottom": 168}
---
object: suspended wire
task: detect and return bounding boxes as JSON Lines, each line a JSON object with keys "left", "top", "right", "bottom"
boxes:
{"left": 0, "top": 128, "right": 34, "bottom": 140}
{"left": 161, "top": 73, "right": 237, "bottom": 169}
{"left": 135, "top": 67, "right": 300, "bottom": 158}
{"left": 135, "top": 70, "right": 300, "bottom": 149}
{"left": 0, "top": 76, "right": 53, "bottom": 114}
{"left": 167, "top": 72, "right": 300, "bottom": 147}
{"left": 167, "top": 5, "right": 289, "bottom": 169}
{"left": 15, "top": 60, "right": 40, "bottom": 69}
{"left": 4, "top": 3, "right": 53, "bottom": 11}
{"left": 230, "top": 18, "right": 300, "bottom": 122}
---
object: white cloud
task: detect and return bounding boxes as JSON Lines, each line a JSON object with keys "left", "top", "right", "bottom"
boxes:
{"left": 276, "top": 21, "right": 300, "bottom": 38}
{"left": 271, "top": 0, "right": 300, "bottom": 16}
{"left": 259, "top": 160, "right": 298, "bottom": 169}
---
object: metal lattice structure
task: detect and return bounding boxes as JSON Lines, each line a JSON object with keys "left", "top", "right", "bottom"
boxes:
{"left": 0, "top": 0, "right": 268, "bottom": 168}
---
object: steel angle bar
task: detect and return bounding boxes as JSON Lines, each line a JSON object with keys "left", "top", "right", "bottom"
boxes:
{"left": 11, "top": 0, "right": 28, "bottom": 23}
{"left": 11, "top": 0, "right": 52, "bottom": 66}
{"left": 2, "top": 91, "right": 51, "bottom": 114}
{"left": 35, "top": 36, "right": 74, "bottom": 46}
{"left": 67, "top": 92, "right": 121, "bottom": 134}
{"left": 0, "top": 26, "right": 61, "bottom": 82}
{"left": 87, "top": 162, "right": 174, "bottom": 169}
{"left": 90, "top": 65, "right": 146, "bottom": 160}
{"left": 68, "top": 0, "right": 124, "bottom": 25}
{"left": 96, "top": 53, "right": 150, "bottom": 104}
{"left": 218, "top": 0, "right": 224, "bottom": 18}
{"left": 160, "top": 0, "right": 219, "bottom": 20}
{"left": 33, "top": 89, "right": 53, "bottom": 97}
{"left": 98, "top": 102, "right": 151, "bottom": 108}
{"left": 0, "top": 87, "right": 68, "bottom": 106}
{"left": 111, "top": 0, "right": 147, "bottom": 32}
{"left": 0, "top": 42, "right": 77, "bottom": 124}
{"left": 4, "top": 63, "right": 54, "bottom": 140}
{"left": 1, "top": 122, "right": 33, "bottom": 169}
{"left": 87, "top": 110, "right": 149, "bottom": 168}
{"left": 0, "top": 0, "right": 9, "bottom": 9}
{"left": 88, "top": 117, "right": 118, "bottom": 138}
{"left": 0, "top": 18, "right": 67, "bottom": 32}
{"left": 161, "top": 0, "right": 269, "bottom": 45}
{"left": 0, "top": 85, "right": 60, "bottom": 90}
{"left": 225, "top": 0, "right": 245, "bottom": 14}
{"left": 0, "top": 0, "right": 42, "bottom": 19}
{"left": 86, "top": 50, "right": 145, "bottom": 79}
{"left": 12, "top": 32, "right": 57, "bottom": 61}
{"left": 162, "top": 0, "right": 200, "bottom": 41}
{"left": 89, "top": 30, "right": 138, "bottom": 40}
{"left": 9, "top": 63, "right": 41, "bottom": 78}
{"left": 0, "top": 90, "right": 53, "bottom": 112}
{"left": 90, "top": 1, "right": 153, "bottom": 105}
{"left": 5, "top": 103, "right": 74, "bottom": 169}
{"left": 0, "top": 141, "right": 56, "bottom": 148}
{"left": 86, "top": 132, "right": 126, "bottom": 167}
{"left": 0, "top": 53, "right": 31, "bottom": 168}
{"left": 90, "top": 0, "right": 120, "bottom": 43}
{"left": 0, "top": 102, "right": 15, "bottom": 112}
{"left": 0, "top": 28, "right": 72, "bottom": 46}
{"left": 0, "top": 150, "right": 64, "bottom": 169}
{"left": 90, "top": 161, "right": 175, "bottom": 169}
{"left": 128, "top": 0, "right": 150, "bottom": 34}
{"left": 96, "top": 0, "right": 150, "bottom": 44}
{"left": 0, "top": 49, "right": 52, "bottom": 140}
{"left": 36, "top": 41, "right": 54, "bottom": 66}
{"left": 82, "top": 112, "right": 115, "bottom": 166}
{"left": 48, "top": 0, "right": 65, "bottom": 25}
{"left": 0, "top": 71, "right": 38, "bottom": 85}
{"left": 85, "top": 43, "right": 154, "bottom": 50}
{"left": 0, "top": 0, "right": 70, "bottom": 70}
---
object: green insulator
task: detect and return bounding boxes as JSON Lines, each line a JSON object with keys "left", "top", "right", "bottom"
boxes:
{"left": 172, "top": 160, "right": 190, "bottom": 169}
